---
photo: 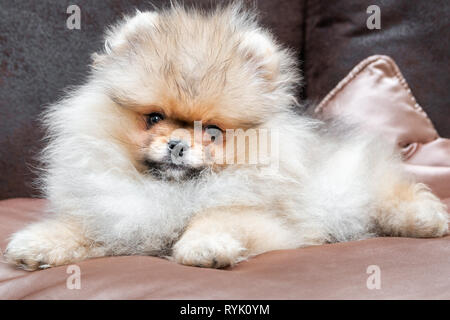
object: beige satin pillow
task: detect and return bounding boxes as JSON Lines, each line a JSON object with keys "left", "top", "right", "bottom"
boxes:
{"left": 315, "top": 55, "right": 450, "bottom": 211}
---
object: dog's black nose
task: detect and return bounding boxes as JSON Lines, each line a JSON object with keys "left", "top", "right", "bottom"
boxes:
{"left": 168, "top": 140, "right": 180, "bottom": 150}
{"left": 168, "top": 140, "right": 188, "bottom": 158}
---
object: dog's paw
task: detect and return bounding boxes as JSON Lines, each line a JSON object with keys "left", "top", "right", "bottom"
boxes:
{"left": 172, "top": 232, "right": 247, "bottom": 268}
{"left": 3, "top": 221, "right": 96, "bottom": 271}
{"left": 5, "top": 231, "right": 74, "bottom": 271}
{"left": 388, "top": 185, "right": 449, "bottom": 238}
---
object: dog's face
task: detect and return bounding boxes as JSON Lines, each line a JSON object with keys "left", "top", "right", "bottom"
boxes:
{"left": 91, "top": 6, "right": 299, "bottom": 181}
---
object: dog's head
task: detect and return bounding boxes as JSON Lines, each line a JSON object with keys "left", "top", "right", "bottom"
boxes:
{"left": 91, "top": 4, "right": 299, "bottom": 181}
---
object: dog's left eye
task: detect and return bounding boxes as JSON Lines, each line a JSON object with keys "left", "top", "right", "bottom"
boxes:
{"left": 145, "top": 112, "right": 165, "bottom": 127}
{"left": 205, "top": 124, "right": 223, "bottom": 142}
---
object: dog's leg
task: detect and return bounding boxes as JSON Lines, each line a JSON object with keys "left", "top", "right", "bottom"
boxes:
{"left": 374, "top": 179, "right": 448, "bottom": 238}
{"left": 172, "top": 206, "right": 297, "bottom": 268}
{"left": 3, "top": 218, "right": 105, "bottom": 271}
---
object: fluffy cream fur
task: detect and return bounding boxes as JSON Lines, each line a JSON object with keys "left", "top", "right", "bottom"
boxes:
{"left": 4, "top": 3, "right": 448, "bottom": 270}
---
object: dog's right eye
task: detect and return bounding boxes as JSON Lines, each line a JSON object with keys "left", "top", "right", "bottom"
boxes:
{"left": 145, "top": 112, "right": 165, "bottom": 127}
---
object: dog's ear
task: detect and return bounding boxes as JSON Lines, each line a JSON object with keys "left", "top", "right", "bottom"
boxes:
{"left": 238, "top": 30, "right": 281, "bottom": 81}
{"left": 92, "top": 11, "right": 159, "bottom": 65}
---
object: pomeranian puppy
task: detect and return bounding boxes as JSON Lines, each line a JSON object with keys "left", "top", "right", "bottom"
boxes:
{"left": 4, "top": 3, "right": 448, "bottom": 270}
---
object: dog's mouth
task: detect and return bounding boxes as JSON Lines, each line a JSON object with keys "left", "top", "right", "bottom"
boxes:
{"left": 143, "top": 159, "right": 204, "bottom": 181}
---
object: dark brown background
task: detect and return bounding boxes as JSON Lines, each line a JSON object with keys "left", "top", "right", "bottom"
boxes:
{"left": 0, "top": 0, "right": 449, "bottom": 199}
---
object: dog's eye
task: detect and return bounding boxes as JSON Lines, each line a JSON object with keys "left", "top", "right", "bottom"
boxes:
{"left": 146, "top": 112, "right": 165, "bottom": 127}
{"left": 205, "top": 124, "right": 223, "bottom": 142}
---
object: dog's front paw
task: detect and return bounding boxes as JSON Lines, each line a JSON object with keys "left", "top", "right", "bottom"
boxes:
{"left": 5, "top": 231, "right": 74, "bottom": 271}
{"left": 3, "top": 221, "right": 96, "bottom": 271}
{"left": 172, "top": 233, "right": 247, "bottom": 268}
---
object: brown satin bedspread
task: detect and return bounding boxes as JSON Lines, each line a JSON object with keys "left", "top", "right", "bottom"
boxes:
{"left": 0, "top": 198, "right": 449, "bottom": 299}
